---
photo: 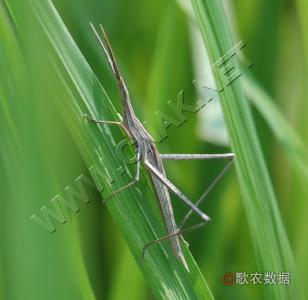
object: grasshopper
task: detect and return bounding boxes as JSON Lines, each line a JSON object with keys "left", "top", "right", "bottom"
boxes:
{"left": 86, "top": 24, "right": 234, "bottom": 270}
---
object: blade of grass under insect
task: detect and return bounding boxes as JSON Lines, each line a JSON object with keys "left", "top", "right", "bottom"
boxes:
{"left": 108, "top": 240, "right": 147, "bottom": 300}
{"left": 5, "top": 0, "right": 214, "bottom": 298}
{"left": 190, "top": 1, "right": 303, "bottom": 299}
{"left": 49, "top": 2, "right": 142, "bottom": 296}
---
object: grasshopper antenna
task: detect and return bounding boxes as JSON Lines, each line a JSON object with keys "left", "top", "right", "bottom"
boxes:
{"left": 89, "top": 22, "right": 119, "bottom": 77}
{"left": 90, "top": 23, "right": 121, "bottom": 81}
{"left": 89, "top": 22, "right": 131, "bottom": 111}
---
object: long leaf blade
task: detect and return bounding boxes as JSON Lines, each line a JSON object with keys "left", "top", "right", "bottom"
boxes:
{"left": 190, "top": 0, "right": 303, "bottom": 299}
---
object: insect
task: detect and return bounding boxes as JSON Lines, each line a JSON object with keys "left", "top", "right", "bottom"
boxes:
{"left": 86, "top": 23, "right": 235, "bottom": 270}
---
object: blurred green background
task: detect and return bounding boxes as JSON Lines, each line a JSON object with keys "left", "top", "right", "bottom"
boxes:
{"left": 0, "top": 0, "right": 307, "bottom": 299}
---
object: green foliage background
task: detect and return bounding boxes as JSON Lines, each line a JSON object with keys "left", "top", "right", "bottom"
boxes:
{"left": 0, "top": 0, "right": 307, "bottom": 299}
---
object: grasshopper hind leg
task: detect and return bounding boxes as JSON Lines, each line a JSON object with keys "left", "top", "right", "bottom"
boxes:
{"left": 140, "top": 222, "right": 206, "bottom": 270}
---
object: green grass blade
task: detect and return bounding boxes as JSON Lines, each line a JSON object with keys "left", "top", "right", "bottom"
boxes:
{"left": 190, "top": 0, "right": 303, "bottom": 299}
{"left": 242, "top": 71, "right": 308, "bottom": 181}
{"left": 0, "top": 4, "right": 98, "bottom": 299}
{"left": 293, "top": 1, "right": 308, "bottom": 295}
{"left": 4, "top": 0, "right": 215, "bottom": 298}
